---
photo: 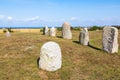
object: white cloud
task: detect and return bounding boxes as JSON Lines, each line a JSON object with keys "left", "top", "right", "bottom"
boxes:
{"left": 24, "top": 16, "right": 40, "bottom": 22}
{"left": 0, "top": 15, "right": 5, "bottom": 19}
{"left": 70, "top": 17, "right": 78, "bottom": 21}
{"left": 0, "top": 15, "right": 13, "bottom": 21}
{"left": 18, "top": 16, "right": 40, "bottom": 22}
{"left": 7, "top": 16, "right": 13, "bottom": 20}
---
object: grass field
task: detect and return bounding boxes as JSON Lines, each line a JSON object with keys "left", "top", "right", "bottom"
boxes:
{"left": 0, "top": 30, "right": 120, "bottom": 80}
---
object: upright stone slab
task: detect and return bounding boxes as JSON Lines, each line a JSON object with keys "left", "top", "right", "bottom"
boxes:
{"left": 43, "top": 25, "right": 49, "bottom": 35}
{"left": 6, "top": 31, "right": 11, "bottom": 37}
{"left": 79, "top": 28, "right": 89, "bottom": 45}
{"left": 62, "top": 22, "right": 72, "bottom": 39}
{"left": 103, "top": 27, "right": 118, "bottom": 53}
{"left": 39, "top": 41, "right": 62, "bottom": 71}
{"left": 49, "top": 27, "right": 56, "bottom": 37}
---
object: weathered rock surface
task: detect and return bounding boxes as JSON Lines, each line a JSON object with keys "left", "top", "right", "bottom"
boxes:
{"left": 62, "top": 22, "right": 72, "bottom": 39}
{"left": 39, "top": 41, "right": 62, "bottom": 71}
{"left": 103, "top": 27, "right": 118, "bottom": 53}
{"left": 79, "top": 28, "right": 89, "bottom": 45}
{"left": 43, "top": 25, "right": 49, "bottom": 35}
{"left": 6, "top": 31, "right": 11, "bottom": 37}
{"left": 49, "top": 27, "right": 56, "bottom": 37}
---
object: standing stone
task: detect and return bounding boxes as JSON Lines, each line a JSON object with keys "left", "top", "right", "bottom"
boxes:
{"left": 103, "top": 27, "right": 118, "bottom": 53}
{"left": 39, "top": 41, "right": 62, "bottom": 71}
{"left": 79, "top": 28, "right": 89, "bottom": 45}
{"left": 49, "top": 27, "right": 56, "bottom": 37}
{"left": 43, "top": 25, "right": 49, "bottom": 35}
{"left": 62, "top": 22, "right": 72, "bottom": 39}
{"left": 6, "top": 31, "right": 11, "bottom": 37}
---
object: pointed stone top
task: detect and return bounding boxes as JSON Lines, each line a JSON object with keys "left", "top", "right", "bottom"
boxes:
{"left": 45, "top": 25, "right": 48, "bottom": 28}
{"left": 104, "top": 26, "right": 118, "bottom": 30}
{"left": 62, "top": 22, "right": 70, "bottom": 26}
{"left": 83, "top": 28, "right": 88, "bottom": 32}
{"left": 41, "top": 41, "right": 59, "bottom": 49}
{"left": 64, "top": 22, "right": 70, "bottom": 24}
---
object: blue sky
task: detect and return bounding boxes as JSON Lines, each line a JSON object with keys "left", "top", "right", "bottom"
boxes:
{"left": 0, "top": 0, "right": 120, "bottom": 27}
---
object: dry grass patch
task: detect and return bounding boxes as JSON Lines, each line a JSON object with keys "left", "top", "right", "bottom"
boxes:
{"left": 0, "top": 30, "right": 120, "bottom": 80}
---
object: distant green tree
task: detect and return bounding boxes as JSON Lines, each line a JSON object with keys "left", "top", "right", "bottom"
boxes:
{"left": 112, "top": 25, "right": 120, "bottom": 29}
{"left": 89, "top": 26, "right": 103, "bottom": 31}
{"left": 72, "top": 27, "right": 81, "bottom": 31}
{"left": 7, "top": 28, "right": 13, "bottom": 32}
{"left": 57, "top": 27, "right": 62, "bottom": 31}
{"left": 3, "top": 29, "right": 7, "bottom": 33}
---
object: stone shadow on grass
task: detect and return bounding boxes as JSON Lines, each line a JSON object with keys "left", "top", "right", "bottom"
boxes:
{"left": 37, "top": 57, "right": 40, "bottom": 68}
{"left": 88, "top": 42, "right": 101, "bottom": 50}
{"left": 73, "top": 41, "right": 80, "bottom": 44}
{"left": 73, "top": 41, "right": 101, "bottom": 50}
{"left": 57, "top": 36, "right": 62, "bottom": 39}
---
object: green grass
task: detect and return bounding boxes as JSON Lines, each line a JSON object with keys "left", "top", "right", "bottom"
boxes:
{"left": 0, "top": 30, "right": 120, "bottom": 80}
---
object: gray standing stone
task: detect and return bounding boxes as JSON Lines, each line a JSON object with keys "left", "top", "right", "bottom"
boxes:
{"left": 39, "top": 41, "right": 62, "bottom": 71}
{"left": 79, "top": 28, "right": 89, "bottom": 45}
{"left": 62, "top": 22, "right": 72, "bottom": 39}
{"left": 6, "top": 31, "right": 11, "bottom": 37}
{"left": 43, "top": 25, "right": 49, "bottom": 35}
{"left": 49, "top": 27, "right": 56, "bottom": 37}
{"left": 103, "top": 27, "right": 118, "bottom": 53}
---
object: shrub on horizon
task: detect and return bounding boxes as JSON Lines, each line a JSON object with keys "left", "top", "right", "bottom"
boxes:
{"left": 88, "top": 26, "right": 103, "bottom": 31}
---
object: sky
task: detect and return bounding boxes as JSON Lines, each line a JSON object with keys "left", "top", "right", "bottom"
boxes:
{"left": 0, "top": 0, "right": 120, "bottom": 27}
